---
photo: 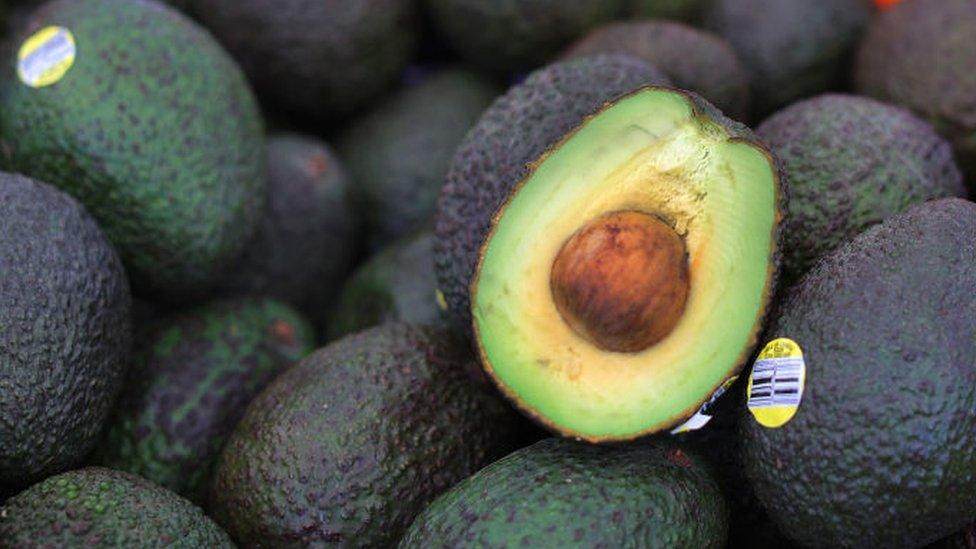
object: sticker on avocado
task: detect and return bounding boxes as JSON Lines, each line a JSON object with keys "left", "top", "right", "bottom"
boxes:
{"left": 435, "top": 289, "right": 448, "bottom": 312}
{"left": 17, "top": 26, "right": 76, "bottom": 88}
{"left": 747, "top": 338, "right": 806, "bottom": 428}
{"left": 670, "top": 376, "right": 738, "bottom": 435}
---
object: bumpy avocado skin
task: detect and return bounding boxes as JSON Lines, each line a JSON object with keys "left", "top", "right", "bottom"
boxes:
{"left": 706, "top": 0, "right": 872, "bottom": 116}
{"left": 855, "top": 0, "right": 976, "bottom": 183}
{"left": 740, "top": 198, "right": 976, "bottom": 549}
{"left": 210, "top": 323, "right": 525, "bottom": 547}
{"left": 434, "top": 55, "right": 671, "bottom": 335}
{"left": 0, "top": 174, "right": 131, "bottom": 492}
{"left": 194, "top": 0, "right": 416, "bottom": 119}
{"left": 217, "top": 134, "right": 356, "bottom": 322}
{"left": 328, "top": 231, "right": 443, "bottom": 340}
{"left": 627, "top": 0, "right": 708, "bottom": 21}
{"left": 0, "top": 0, "right": 265, "bottom": 299}
{"left": 341, "top": 69, "right": 500, "bottom": 248}
{"left": 401, "top": 438, "right": 728, "bottom": 548}
{"left": 0, "top": 467, "right": 233, "bottom": 547}
{"left": 96, "top": 298, "right": 314, "bottom": 504}
{"left": 565, "top": 20, "right": 751, "bottom": 120}
{"left": 423, "top": 0, "right": 624, "bottom": 72}
{"left": 757, "top": 94, "right": 965, "bottom": 281}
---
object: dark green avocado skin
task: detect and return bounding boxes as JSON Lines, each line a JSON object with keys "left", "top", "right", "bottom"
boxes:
{"left": 0, "top": 467, "right": 233, "bottom": 547}
{"left": 434, "top": 54, "right": 671, "bottom": 336}
{"left": 400, "top": 438, "right": 728, "bottom": 548}
{"left": 217, "top": 134, "right": 357, "bottom": 323}
{"left": 0, "top": 0, "right": 266, "bottom": 300}
{"left": 96, "top": 298, "right": 315, "bottom": 504}
{"left": 0, "top": 173, "right": 131, "bottom": 493}
{"left": 855, "top": 0, "right": 976, "bottom": 183}
{"left": 740, "top": 198, "right": 976, "bottom": 549}
{"left": 341, "top": 69, "right": 499, "bottom": 249}
{"left": 328, "top": 231, "right": 442, "bottom": 340}
{"left": 757, "top": 93, "right": 965, "bottom": 281}
{"left": 627, "top": 0, "right": 708, "bottom": 21}
{"left": 209, "top": 322, "right": 525, "bottom": 547}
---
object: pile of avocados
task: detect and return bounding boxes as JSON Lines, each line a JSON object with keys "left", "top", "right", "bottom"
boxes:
{"left": 1, "top": 0, "right": 975, "bottom": 547}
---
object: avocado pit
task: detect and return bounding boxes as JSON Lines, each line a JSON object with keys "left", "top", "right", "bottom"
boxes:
{"left": 550, "top": 210, "right": 690, "bottom": 353}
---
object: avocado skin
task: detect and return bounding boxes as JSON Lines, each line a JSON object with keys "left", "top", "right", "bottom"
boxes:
{"left": 757, "top": 94, "right": 965, "bottom": 281}
{"left": 194, "top": 0, "right": 416, "bottom": 120}
{"left": 328, "top": 231, "right": 442, "bottom": 340}
{"left": 96, "top": 298, "right": 314, "bottom": 504}
{"left": 565, "top": 20, "right": 751, "bottom": 120}
{"left": 705, "top": 0, "right": 872, "bottom": 116}
{"left": 740, "top": 198, "right": 976, "bottom": 548}
{"left": 0, "top": 0, "right": 265, "bottom": 299}
{"left": 423, "top": 0, "right": 624, "bottom": 72}
{"left": 217, "top": 134, "right": 356, "bottom": 323}
{"left": 341, "top": 69, "right": 500, "bottom": 249}
{"left": 855, "top": 0, "right": 976, "bottom": 183}
{"left": 0, "top": 173, "right": 131, "bottom": 492}
{"left": 434, "top": 54, "right": 671, "bottom": 336}
{"left": 627, "top": 0, "right": 708, "bottom": 21}
{"left": 400, "top": 437, "right": 728, "bottom": 548}
{"left": 210, "top": 322, "right": 525, "bottom": 546}
{"left": 0, "top": 467, "right": 233, "bottom": 547}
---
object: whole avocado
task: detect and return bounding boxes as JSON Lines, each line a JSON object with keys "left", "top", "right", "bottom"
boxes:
{"left": 97, "top": 298, "right": 315, "bottom": 503}
{"left": 0, "top": 467, "right": 233, "bottom": 547}
{"left": 434, "top": 54, "right": 671, "bottom": 335}
{"left": 740, "top": 198, "right": 976, "bottom": 548}
{"left": 0, "top": 173, "right": 131, "bottom": 492}
{"left": 210, "top": 323, "right": 526, "bottom": 546}
{"left": 401, "top": 438, "right": 728, "bottom": 548}
{"left": 194, "top": 0, "right": 417, "bottom": 119}
{"left": 0, "top": 0, "right": 265, "bottom": 299}
{"left": 757, "top": 94, "right": 965, "bottom": 280}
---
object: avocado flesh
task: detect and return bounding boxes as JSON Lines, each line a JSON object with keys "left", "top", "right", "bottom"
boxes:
{"left": 475, "top": 88, "right": 779, "bottom": 441}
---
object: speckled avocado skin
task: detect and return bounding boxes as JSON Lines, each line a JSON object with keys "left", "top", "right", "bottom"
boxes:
{"left": 855, "top": 0, "right": 976, "bottom": 183}
{"left": 341, "top": 69, "right": 499, "bottom": 248}
{"left": 400, "top": 438, "right": 728, "bottom": 548}
{"left": 0, "top": 467, "right": 233, "bottom": 547}
{"left": 217, "top": 134, "right": 356, "bottom": 322}
{"left": 97, "top": 298, "right": 315, "bottom": 504}
{"left": 565, "top": 20, "right": 751, "bottom": 120}
{"left": 434, "top": 54, "right": 671, "bottom": 336}
{"left": 210, "top": 323, "right": 524, "bottom": 547}
{"left": 757, "top": 94, "right": 965, "bottom": 281}
{"left": 329, "top": 231, "right": 443, "bottom": 340}
{"left": 0, "top": 173, "right": 131, "bottom": 492}
{"left": 0, "top": 0, "right": 265, "bottom": 299}
{"left": 740, "top": 199, "right": 976, "bottom": 549}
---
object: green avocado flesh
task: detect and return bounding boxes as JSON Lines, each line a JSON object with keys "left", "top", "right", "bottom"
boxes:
{"left": 474, "top": 88, "right": 779, "bottom": 441}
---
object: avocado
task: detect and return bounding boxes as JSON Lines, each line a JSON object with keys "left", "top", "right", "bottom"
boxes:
{"left": 740, "top": 198, "right": 976, "bottom": 548}
{"left": 96, "top": 298, "right": 314, "bottom": 504}
{"left": 565, "top": 20, "right": 751, "bottom": 120}
{"left": 435, "top": 54, "right": 671, "bottom": 337}
{"left": 0, "top": 173, "right": 131, "bottom": 492}
{"left": 216, "top": 134, "right": 356, "bottom": 322}
{"left": 340, "top": 69, "right": 500, "bottom": 248}
{"left": 627, "top": 0, "right": 709, "bottom": 21}
{"left": 0, "top": 0, "right": 265, "bottom": 299}
{"left": 328, "top": 231, "right": 442, "bottom": 340}
{"left": 705, "top": 0, "right": 873, "bottom": 116}
{"left": 423, "top": 0, "right": 624, "bottom": 72}
{"left": 855, "top": 0, "right": 976, "bottom": 182}
{"left": 210, "top": 322, "right": 526, "bottom": 546}
{"left": 194, "top": 0, "right": 416, "bottom": 120}
{"left": 757, "top": 94, "right": 965, "bottom": 281}
{"left": 401, "top": 437, "right": 728, "bottom": 547}
{"left": 0, "top": 467, "right": 233, "bottom": 547}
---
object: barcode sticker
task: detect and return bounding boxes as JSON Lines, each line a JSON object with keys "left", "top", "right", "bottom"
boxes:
{"left": 670, "top": 376, "right": 738, "bottom": 434}
{"left": 17, "top": 26, "right": 76, "bottom": 88}
{"left": 747, "top": 338, "right": 806, "bottom": 428}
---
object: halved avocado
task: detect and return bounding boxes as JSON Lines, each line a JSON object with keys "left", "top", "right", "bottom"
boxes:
{"left": 472, "top": 87, "right": 782, "bottom": 442}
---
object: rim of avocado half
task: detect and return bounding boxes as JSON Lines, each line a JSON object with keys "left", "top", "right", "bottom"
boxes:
{"left": 471, "top": 86, "right": 783, "bottom": 442}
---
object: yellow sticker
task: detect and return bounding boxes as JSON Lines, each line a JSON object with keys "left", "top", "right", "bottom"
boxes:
{"left": 747, "top": 338, "right": 806, "bottom": 428}
{"left": 435, "top": 289, "right": 448, "bottom": 312}
{"left": 17, "top": 26, "right": 76, "bottom": 88}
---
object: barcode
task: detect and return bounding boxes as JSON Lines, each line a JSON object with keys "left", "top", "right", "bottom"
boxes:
{"left": 20, "top": 30, "right": 73, "bottom": 83}
{"left": 747, "top": 357, "right": 803, "bottom": 408}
